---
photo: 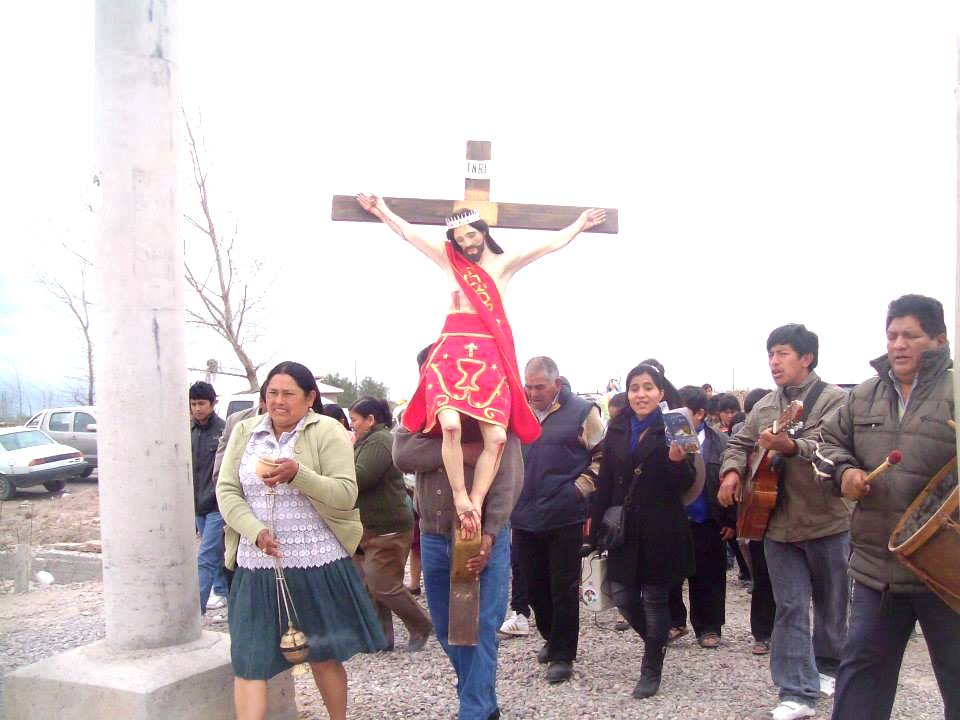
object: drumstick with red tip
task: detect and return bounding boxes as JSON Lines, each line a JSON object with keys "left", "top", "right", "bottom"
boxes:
{"left": 863, "top": 450, "right": 902, "bottom": 484}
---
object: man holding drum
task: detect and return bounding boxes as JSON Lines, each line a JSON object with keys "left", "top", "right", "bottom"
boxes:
{"left": 818, "top": 294, "right": 959, "bottom": 720}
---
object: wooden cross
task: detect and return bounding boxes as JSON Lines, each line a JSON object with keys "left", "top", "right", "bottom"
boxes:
{"left": 331, "top": 140, "right": 618, "bottom": 233}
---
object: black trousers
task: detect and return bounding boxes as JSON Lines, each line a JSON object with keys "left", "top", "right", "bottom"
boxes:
{"left": 832, "top": 581, "right": 960, "bottom": 720}
{"left": 513, "top": 523, "right": 582, "bottom": 662}
{"left": 509, "top": 535, "right": 530, "bottom": 616}
{"left": 668, "top": 520, "right": 727, "bottom": 636}
{"left": 749, "top": 539, "right": 776, "bottom": 642}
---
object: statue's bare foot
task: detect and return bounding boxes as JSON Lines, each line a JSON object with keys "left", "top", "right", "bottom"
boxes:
{"left": 454, "top": 497, "right": 481, "bottom": 540}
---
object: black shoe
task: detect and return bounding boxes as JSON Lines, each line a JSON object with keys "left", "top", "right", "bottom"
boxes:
{"left": 546, "top": 660, "right": 573, "bottom": 684}
{"left": 633, "top": 642, "right": 665, "bottom": 699}
{"left": 536, "top": 643, "right": 550, "bottom": 664}
{"left": 487, "top": 708, "right": 500, "bottom": 720}
{"left": 632, "top": 673, "right": 661, "bottom": 699}
{"left": 614, "top": 620, "right": 631, "bottom": 632}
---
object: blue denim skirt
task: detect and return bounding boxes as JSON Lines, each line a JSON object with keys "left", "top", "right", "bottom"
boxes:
{"left": 228, "top": 557, "right": 387, "bottom": 679}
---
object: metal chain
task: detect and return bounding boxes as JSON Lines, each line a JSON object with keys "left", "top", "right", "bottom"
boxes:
{"left": 265, "top": 483, "right": 302, "bottom": 631}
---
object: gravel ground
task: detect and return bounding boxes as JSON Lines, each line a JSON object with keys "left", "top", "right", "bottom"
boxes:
{"left": 0, "top": 570, "right": 945, "bottom": 719}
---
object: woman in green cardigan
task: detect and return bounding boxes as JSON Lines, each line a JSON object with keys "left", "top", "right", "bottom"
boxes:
{"left": 217, "top": 362, "right": 385, "bottom": 720}
{"left": 349, "top": 396, "right": 433, "bottom": 651}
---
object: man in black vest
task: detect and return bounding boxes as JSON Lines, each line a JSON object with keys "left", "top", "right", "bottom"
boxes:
{"left": 512, "top": 356, "right": 604, "bottom": 684}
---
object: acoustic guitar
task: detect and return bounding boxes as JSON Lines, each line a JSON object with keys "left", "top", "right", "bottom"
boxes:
{"left": 736, "top": 401, "right": 804, "bottom": 541}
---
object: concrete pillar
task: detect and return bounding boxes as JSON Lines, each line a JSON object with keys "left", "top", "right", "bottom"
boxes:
{"left": 3, "top": 2, "right": 295, "bottom": 716}
{"left": 94, "top": 0, "right": 199, "bottom": 652}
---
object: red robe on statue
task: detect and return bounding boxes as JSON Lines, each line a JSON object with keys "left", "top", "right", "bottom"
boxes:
{"left": 401, "top": 244, "right": 542, "bottom": 444}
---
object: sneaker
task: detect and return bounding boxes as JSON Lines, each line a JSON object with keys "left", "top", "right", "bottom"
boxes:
{"left": 818, "top": 673, "right": 835, "bottom": 697}
{"left": 499, "top": 610, "right": 530, "bottom": 636}
{"left": 771, "top": 701, "right": 815, "bottom": 720}
{"left": 207, "top": 593, "right": 227, "bottom": 610}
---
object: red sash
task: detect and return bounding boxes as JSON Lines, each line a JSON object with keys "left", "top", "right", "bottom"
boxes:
{"left": 402, "top": 244, "right": 541, "bottom": 443}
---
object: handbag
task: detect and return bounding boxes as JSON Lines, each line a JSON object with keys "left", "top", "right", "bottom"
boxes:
{"left": 599, "top": 505, "right": 627, "bottom": 551}
{"left": 599, "top": 464, "right": 644, "bottom": 551}
{"left": 580, "top": 552, "right": 615, "bottom": 611}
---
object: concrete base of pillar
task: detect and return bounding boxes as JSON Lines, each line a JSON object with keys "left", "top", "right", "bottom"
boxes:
{"left": 3, "top": 631, "right": 297, "bottom": 720}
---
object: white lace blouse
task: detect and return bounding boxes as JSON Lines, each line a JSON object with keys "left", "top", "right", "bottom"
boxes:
{"left": 236, "top": 414, "right": 349, "bottom": 570}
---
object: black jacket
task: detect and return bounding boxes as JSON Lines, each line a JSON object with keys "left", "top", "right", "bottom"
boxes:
{"left": 192, "top": 414, "right": 226, "bottom": 515}
{"left": 701, "top": 424, "right": 737, "bottom": 528}
{"left": 589, "top": 413, "right": 696, "bottom": 587}
{"left": 513, "top": 386, "right": 595, "bottom": 532}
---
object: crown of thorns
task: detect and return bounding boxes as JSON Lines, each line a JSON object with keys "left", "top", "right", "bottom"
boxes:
{"left": 445, "top": 209, "right": 481, "bottom": 229}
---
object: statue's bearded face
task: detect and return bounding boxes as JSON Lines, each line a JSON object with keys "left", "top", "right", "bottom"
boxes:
{"left": 452, "top": 224, "right": 485, "bottom": 260}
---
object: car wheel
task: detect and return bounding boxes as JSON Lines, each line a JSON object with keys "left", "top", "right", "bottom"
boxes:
{"left": 44, "top": 480, "right": 66, "bottom": 494}
{"left": 0, "top": 475, "right": 15, "bottom": 501}
{"left": 80, "top": 467, "right": 94, "bottom": 478}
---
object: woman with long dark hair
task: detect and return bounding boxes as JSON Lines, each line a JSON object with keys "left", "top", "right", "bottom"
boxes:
{"left": 586, "top": 362, "right": 696, "bottom": 700}
{"left": 217, "top": 361, "right": 386, "bottom": 720}
{"left": 348, "top": 396, "right": 432, "bottom": 651}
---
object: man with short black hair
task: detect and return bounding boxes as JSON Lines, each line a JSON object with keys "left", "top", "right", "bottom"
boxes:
{"left": 512, "top": 356, "right": 604, "bottom": 684}
{"left": 718, "top": 324, "right": 850, "bottom": 720}
{"left": 818, "top": 295, "right": 959, "bottom": 720}
{"left": 189, "top": 381, "right": 227, "bottom": 615}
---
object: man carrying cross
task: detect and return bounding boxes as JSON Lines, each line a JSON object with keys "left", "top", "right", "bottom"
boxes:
{"left": 356, "top": 193, "right": 605, "bottom": 541}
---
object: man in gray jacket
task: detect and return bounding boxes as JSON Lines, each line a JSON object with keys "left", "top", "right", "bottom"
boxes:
{"left": 718, "top": 324, "right": 849, "bottom": 720}
{"left": 818, "top": 294, "right": 958, "bottom": 720}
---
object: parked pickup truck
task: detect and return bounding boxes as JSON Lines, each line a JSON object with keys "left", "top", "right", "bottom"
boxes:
{"left": 24, "top": 406, "right": 98, "bottom": 477}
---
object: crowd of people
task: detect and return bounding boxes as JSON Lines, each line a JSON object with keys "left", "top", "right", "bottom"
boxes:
{"left": 183, "top": 187, "right": 956, "bottom": 720}
{"left": 180, "top": 292, "right": 958, "bottom": 720}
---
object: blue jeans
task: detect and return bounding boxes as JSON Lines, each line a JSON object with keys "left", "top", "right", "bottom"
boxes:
{"left": 765, "top": 532, "right": 850, "bottom": 707}
{"left": 421, "top": 527, "right": 510, "bottom": 720}
{"left": 196, "top": 511, "right": 228, "bottom": 614}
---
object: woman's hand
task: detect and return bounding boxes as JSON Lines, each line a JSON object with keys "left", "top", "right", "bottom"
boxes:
{"left": 256, "top": 529, "right": 282, "bottom": 558}
{"left": 262, "top": 458, "right": 299, "bottom": 487}
{"left": 668, "top": 442, "right": 686, "bottom": 463}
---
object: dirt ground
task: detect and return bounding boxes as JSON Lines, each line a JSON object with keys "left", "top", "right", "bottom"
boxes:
{"left": 0, "top": 476, "right": 101, "bottom": 550}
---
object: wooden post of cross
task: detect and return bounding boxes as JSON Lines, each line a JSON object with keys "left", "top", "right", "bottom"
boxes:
{"left": 331, "top": 140, "right": 618, "bottom": 233}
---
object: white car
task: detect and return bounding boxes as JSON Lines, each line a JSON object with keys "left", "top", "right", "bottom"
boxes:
{"left": 0, "top": 427, "right": 88, "bottom": 500}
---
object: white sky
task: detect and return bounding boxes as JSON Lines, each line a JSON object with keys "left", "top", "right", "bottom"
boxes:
{"left": 1, "top": 1, "right": 958, "bottom": 404}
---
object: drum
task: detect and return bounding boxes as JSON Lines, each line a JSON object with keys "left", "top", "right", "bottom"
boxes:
{"left": 888, "top": 456, "right": 960, "bottom": 613}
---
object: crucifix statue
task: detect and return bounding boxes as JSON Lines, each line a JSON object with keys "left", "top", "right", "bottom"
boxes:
{"left": 332, "top": 141, "right": 618, "bottom": 544}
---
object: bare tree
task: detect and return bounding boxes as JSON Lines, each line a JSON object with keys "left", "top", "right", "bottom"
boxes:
{"left": 182, "top": 110, "right": 263, "bottom": 391}
{"left": 37, "top": 247, "right": 95, "bottom": 405}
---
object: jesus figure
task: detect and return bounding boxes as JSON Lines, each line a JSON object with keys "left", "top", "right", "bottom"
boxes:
{"left": 357, "top": 194, "right": 605, "bottom": 540}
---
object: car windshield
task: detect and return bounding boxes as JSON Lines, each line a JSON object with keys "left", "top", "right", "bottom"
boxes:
{"left": 0, "top": 431, "right": 54, "bottom": 451}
